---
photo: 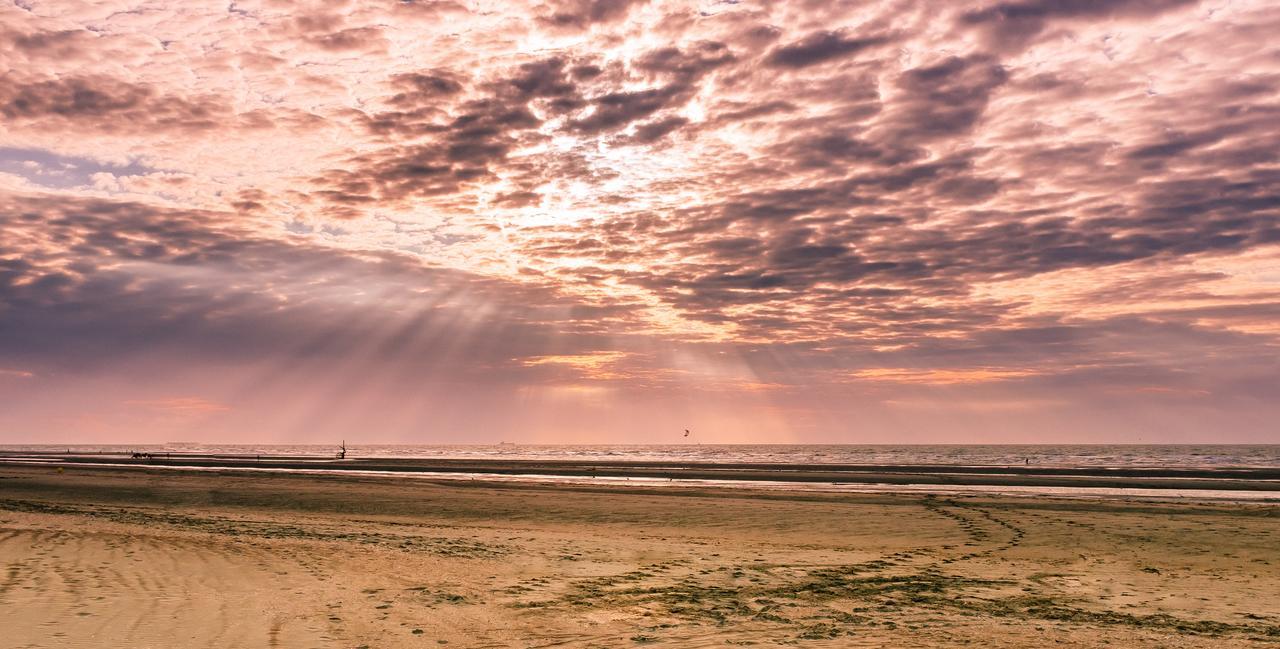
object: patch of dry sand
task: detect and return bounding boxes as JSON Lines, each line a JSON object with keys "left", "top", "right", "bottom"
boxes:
{"left": 1, "top": 466, "right": 1278, "bottom": 647}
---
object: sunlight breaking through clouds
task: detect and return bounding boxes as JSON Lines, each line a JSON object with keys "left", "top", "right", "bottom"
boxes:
{"left": 1, "top": 0, "right": 1278, "bottom": 442}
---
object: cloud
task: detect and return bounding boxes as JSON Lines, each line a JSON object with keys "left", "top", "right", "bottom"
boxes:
{"left": 307, "top": 26, "right": 387, "bottom": 52}
{"left": 883, "top": 55, "right": 1009, "bottom": 140}
{"left": 0, "top": 193, "right": 619, "bottom": 369}
{"left": 0, "top": 74, "right": 320, "bottom": 137}
{"left": 570, "top": 86, "right": 680, "bottom": 133}
{"left": 959, "top": 0, "right": 1199, "bottom": 50}
{"left": 0, "top": 76, "right": 218, "bottom": 126}
{"left": 764, "top": 30, "right": 894, "bottom": 68}
{"left": 540, "top": 0, "right": 648, "bottom": 28}
{"left": 3, "top": 0, "right": 1280, "bottom": 441}
{"left": 623, "top": 115, "right": 689, "bottom": 144}
{"left": 387, "top": 72, "right": 465, "bottom": 105}
{"left": 0, "top": 26, "right": 96, "bottom": 60}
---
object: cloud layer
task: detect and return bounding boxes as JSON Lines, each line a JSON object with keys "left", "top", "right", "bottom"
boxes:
{"left": 1, "top": 0, "right": 1278, "bottom": 442}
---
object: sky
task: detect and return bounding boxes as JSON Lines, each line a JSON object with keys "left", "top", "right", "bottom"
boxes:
{"left": 1, "top": 0, "right": 1278, "bottom": 444}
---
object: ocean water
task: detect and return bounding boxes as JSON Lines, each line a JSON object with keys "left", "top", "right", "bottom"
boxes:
{"left": 3, "top": 444, "right": 1279, "bottom": 468}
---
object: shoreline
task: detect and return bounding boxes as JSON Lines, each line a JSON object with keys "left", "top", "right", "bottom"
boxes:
{"left": 3, "top": 451, "right": 1279, "bottom": 497}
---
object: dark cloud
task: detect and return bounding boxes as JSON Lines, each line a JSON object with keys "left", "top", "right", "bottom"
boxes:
{"left": 709, "top": 100, "right": 795, "bottom": 125}
{"left": 565, "top": 43, "right": 733, "bottom": 135}
{"left": 507, "top": 58, "right": 580, "bottom": 99}
{"left": 557, "top": 141, "right": 1280, "bottom": 340}
{"left": 541, "top": 0, "right": 647, "bottom": 28}
{"left": 959, "top": 0, "right": 1198, "bottom": 50}
{"left": 1125, "top": 125, "right": 1244, "bottom": 162}
{"left": 570, "top": 86, "right": 679, "bottom": 133}
{"left": 307, "top": 26, "right": 387, "bottom": 52}
{"left": 0, "top": 193, "right": 636, "bottom": 371}
{"left": 387, "top": 71, "right": 465, "bottom": 106}
{"left": 764, "top": 30, "right": 894, "bottom": 68}
{"left": 624, "top": 115, "right": 689, "bottom": 144}
{"left": 2, "top": 76, "right": 161, "bottom": 119}
{"left": 635, "top": 41, "right": 736, "bottom": 79}
{"left": 319, "top": 60, "right": 575, "bottom": 207}
{"left": 0, "top": 75, "right": 315, "bottom": 134}
{"left": 1, "top": 27, "right": 94, "bottom": 59}
{"left": 570, "top": 63, "right": 604, "bottom": 80}
{"left": 767, "top": 132, "right": 922, "bottom": 170}
{"left": 884, "top": 55, "right": 1008, "bottom": 140}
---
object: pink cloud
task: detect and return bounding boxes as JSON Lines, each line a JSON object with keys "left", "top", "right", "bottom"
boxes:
{"left": 1, "top": 0, "right": 1279, "bottom": 442}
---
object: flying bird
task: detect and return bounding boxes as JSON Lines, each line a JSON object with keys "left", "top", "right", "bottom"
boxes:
{"left": 684, "top": 429, "right": 690, "bottom": 437}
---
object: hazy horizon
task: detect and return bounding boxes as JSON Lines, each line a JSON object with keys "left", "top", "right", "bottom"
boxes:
{"left": 5, "top": 441, "right": 1280, "bottom": 448}
{"left": 3, "top": 1, "right": 1279, "bottom": 444}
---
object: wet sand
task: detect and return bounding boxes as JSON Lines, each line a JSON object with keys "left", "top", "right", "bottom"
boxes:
{"left": 1, "top": 464, "right": 1278, "bottom": 647}
{"left": 7, "top": 452, "right": 1280, "bottom": 492}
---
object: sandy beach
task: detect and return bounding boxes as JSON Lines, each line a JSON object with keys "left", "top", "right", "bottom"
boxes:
{"left": 2, "top": 464, "right": 1278, "bottom": 648}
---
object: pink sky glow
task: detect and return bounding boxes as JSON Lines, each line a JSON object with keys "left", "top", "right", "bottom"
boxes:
{"left": 1, "top": 0, "right": 1278, "bottom": 443}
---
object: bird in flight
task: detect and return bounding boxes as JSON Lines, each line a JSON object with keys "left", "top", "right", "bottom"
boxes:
{"left": 684, "top": 429, "right": 690, "bottom": 437}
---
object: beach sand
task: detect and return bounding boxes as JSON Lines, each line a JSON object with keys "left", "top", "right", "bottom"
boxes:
{"left": 1, "top": 464, "right": 1278, "bottom": 647}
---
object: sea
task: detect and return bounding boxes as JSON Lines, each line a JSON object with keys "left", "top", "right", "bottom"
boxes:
{"left": 3, "top": 444, "right": 1279, "bottom": 468}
